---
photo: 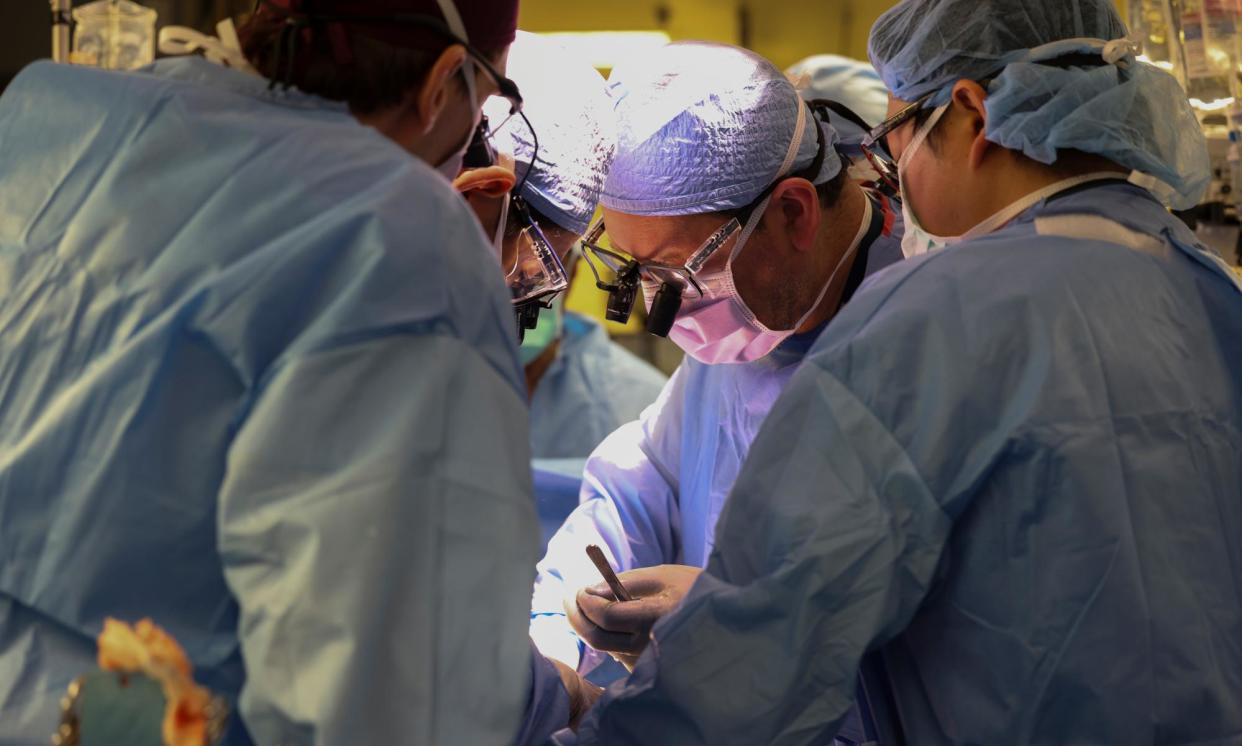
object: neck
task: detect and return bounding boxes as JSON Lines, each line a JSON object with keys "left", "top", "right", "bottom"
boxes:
{"left": 795, "top": 181, "right": 868, "bottom": 334}
{"left": 966, "top": 151, "right": 1128, "bottom": 228}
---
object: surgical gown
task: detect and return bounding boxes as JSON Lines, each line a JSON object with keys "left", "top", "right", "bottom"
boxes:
{"left": 532, "top": 195, "right": 902, "bottom": 672}
{"left": 529, "top": 311, "right": 667, "bottom": 460}
{"left": 564, "top": 182, "right": 1242, "bottom": 745}
{"left": 0, "top": 59, "right": 543, "bottom": 745}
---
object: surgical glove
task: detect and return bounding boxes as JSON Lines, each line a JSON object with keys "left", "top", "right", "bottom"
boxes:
{"left": 563, "top": 564, "right": 702, "bottom": 671}
{"left": 552, "top": 658, "right": 603, "bottom": 730}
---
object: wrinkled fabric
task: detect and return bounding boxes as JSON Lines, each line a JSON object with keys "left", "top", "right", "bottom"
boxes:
{"left": 787, "top": 54, "right": 890, "bottom": 132}
{"left": 602, "top": 42, "right": 842, "bottom": 216}
{"left": 483, "top": 32, "right": 615, "bottom": 235}
{"left": 562, "top": 182, "right": 1242, "bottom": 745}
{"left": 868, "top": 0, "right": 1210, "bottom": 209}
{"left": 532, "top": 458, "right": 589, "bottom": 556}
{"left": 0, "top": 58, "right": 540, "bottom": 746}
{"left": 531, "top": 200, "right": 903, "bottom": 674}
{"left": 529, "top": 312, "right": 667, "bottom": 460}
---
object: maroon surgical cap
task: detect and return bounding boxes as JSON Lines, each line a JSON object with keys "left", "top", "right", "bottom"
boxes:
{"left": 264, "top": 0, "right": 520, "bottom": 51}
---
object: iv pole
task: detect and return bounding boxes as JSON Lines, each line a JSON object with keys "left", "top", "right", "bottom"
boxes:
{"left": 50, "top": 0, "right": 73, "bottom": 63}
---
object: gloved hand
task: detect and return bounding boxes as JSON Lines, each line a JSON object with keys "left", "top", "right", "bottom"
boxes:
{"left": 551, "top": 658, "right": 603, "bottom": 730}
{"left": 563, "top": 565, "right": 703, "bottom": 671}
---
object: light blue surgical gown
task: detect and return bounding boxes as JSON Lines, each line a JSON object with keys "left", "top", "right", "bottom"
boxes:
{"left": 529, "top": 312, "right": 667, "bottom": 553}
{"left": 0, "top": 59, "right": 546, "bottom": 745}
{"left": 563, "top": 182, "right": 1242, "bottom": 745}
{"left": 529, "top": 311, "right": 668, "bottom": 461}
{"left": 531, "top": 196, "right": 902, "bottom": 672}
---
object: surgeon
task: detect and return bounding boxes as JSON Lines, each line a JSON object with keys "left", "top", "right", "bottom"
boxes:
{"left": 787, "top": 53, "right": 905, "bottom": 270}
{"left": 455, "top": 32, "right": 668, "bottom": 463}
{"left": 787, "top": 53, "right": 891, "bottom": 130}
{"left": 559, "top": 1, "right": 1242, "bottom": 744}
{"left": 530, "top": 41, "right": 903, "bottom": 676}
{"left": 0, "top": 0, "right": 581, "bottom": 743}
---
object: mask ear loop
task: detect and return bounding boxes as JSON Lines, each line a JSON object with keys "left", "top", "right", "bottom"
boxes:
{"left": 434, "top": 0, "right": 484, "bottom": 122}
{"left": 724, "top": 96, "right": 810, "bottom": 277}
{"left": 492, "top": 194, "right": 511, "bottom": 258}
{"left": 895, "top": 102, "right": 950, "bottom": 235}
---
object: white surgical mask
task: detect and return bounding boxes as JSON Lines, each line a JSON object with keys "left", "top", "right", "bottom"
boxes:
{"left": 431, "top": 0, "right": 480, "bottom": 181}
{"left": 898, "top": 103, "right": 953, "bottom": 258}
{"left": 435, "top": 58, "right": 481, "bottom": 180}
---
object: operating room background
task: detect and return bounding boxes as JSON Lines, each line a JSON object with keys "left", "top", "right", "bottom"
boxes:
{"left": 0, "top": 0, "right": 1133, "bottom": 374}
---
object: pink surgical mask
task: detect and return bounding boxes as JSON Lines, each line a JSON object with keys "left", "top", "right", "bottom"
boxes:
{"left": 647, "top": 194, "right": 870, "bottom": 365}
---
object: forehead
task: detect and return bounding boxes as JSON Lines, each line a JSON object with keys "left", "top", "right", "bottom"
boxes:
{"left": 602, "top": 207, "right": 731, "bottom": 264}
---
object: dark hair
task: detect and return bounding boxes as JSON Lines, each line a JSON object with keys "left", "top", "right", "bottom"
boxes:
{"left": 911, "top": 107, "right": 943, "bottom": 153}
{"left": 719, "top": 162, "right": 851, "bottom": 225}
{"left": 238, "top": 12, "right": 504, "bottom": 114}
{"left": 813, "top": 165, "right": 850, "bottom": 210}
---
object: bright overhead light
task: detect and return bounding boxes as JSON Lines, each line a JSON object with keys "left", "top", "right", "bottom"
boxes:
{"left": 1190, "top": 96, "right": 1235, "bottom": 111}
{"left": 1136, "top": 54, "right": 1176, "bottom": 71}
{"left": 538, "top": 31, "right": 673, "bottom": 69}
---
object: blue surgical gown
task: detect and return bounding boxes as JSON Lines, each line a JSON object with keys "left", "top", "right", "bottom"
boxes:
{"left": 0, "top": 59, "right": 547, "bottom": 745}
{"left": 532, "top": 197, "right": 903, "bottom": 672}
{"left": 565, "top": 182, "right": 1242, "bottom": 745}
{"left": 529, "top": 312, "right": 667, "bottom": 554}
{"left": 529, "top": 311, "right": 668, "bottom": 460}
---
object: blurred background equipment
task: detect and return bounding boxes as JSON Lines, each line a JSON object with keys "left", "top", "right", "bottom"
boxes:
{"left": 70, "top": 0, "right": 158, "bottom": 69}
{"left": 1130, "top": 0, "right": 1242, "bottom": 265}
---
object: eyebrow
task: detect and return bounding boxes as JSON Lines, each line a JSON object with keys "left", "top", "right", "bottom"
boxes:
{"left": 613, "top": 237, "right": 695, "bottom": 267}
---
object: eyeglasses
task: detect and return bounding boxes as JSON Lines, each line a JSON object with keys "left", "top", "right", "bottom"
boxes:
{"left": 506, "top": 197, "right": 571, "bottom": 306}
{"left": 579, "top": 216, "right": 740, "bottom": 335}
{"left": 506, "top": 197, "right": 571, "bottom": 340}
{"left": 859, "top": 91, "right": 935, "bottom": 198}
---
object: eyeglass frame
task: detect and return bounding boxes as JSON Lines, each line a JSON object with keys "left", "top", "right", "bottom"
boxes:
{"left": 579, "top": 214, "right": 742, "bottom": 303}
{"left": 859, "top": 91, "right": 936, "bottom": 198}
{"left": 507, "top": 195, "right": 571, "bottom": 306}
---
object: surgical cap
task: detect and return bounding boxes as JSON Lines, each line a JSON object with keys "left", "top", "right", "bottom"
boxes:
{"left": 262, "top": 0, "right": 519, "bottom": 52}
{"left": 869, "top": 0, "right": 1210, "bottom": 209}
{"left": 483, "top": 32, "right": 615, "bottom": 235}
{"left": 603, "top": 42, "right": 843, "bottom": 217}
{"left": 787, "top": 54, "right": 890, "bottom": 130}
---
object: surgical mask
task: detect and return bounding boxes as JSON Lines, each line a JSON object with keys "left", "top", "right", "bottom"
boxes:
{"left": 519, "top": 296, "right": 562, "bottom": 365}
{"left": 435, "top": 58, "right": 481, "bottom": 180}
{"left": 654, "top": 193, "right": 871, "bottom": 366}
{"left": 898, "top": 103, "right": 953, "bottom": 258}
{"left": 898, "top": 102, "right": 1141, "bottom": 258}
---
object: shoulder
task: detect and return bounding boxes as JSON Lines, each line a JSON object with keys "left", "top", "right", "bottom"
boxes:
{"left": 819, "top": 228, "right": 1140, "bottom": 360}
